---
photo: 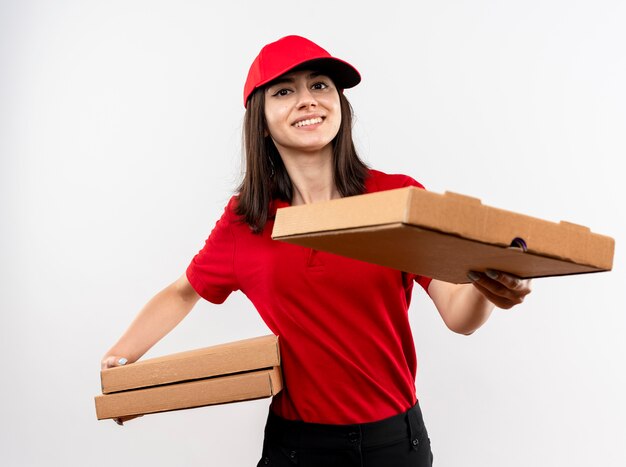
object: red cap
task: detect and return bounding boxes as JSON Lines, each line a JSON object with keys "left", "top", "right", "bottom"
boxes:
{"left": 243, "top": 35, "right": 361, "bottom": 108}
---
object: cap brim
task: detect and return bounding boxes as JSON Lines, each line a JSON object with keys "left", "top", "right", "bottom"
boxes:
{"left": 290, "top": 57, "right": 361, "bottom": 90}
{"left": 258, "top": 57, "right": 361, "bottom": 91}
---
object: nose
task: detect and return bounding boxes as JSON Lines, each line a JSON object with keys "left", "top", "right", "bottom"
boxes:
{"left": 296, "top": 87, "right": 317, "bottom": 109}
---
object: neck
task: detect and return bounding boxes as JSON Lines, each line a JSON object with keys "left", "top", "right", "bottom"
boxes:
{"left": 278, "top": 145, "right": 340, "bottom": 206}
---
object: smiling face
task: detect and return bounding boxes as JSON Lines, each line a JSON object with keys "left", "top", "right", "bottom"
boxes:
{"left": 263, "top": 70, "right": 342, "bottom": 157}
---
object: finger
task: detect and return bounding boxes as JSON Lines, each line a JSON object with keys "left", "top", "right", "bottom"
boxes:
{"left": 475, "top": 270, "right": 532, "bottom": 301}
{"left": 468, "top": 272, "right": 527, "bottom": 306}
{"left": 488, "top": 270, "right": 533, "bottom": 298}
{"left": 122, "top": 414, "right": 143, "bottom": 422}
{"left": 115, "top": 414, "right": 143, "bottom": 425}
{"left": 101, "top": 356, "right": 129, "bottom": 370}
{"left": 471, "top": 281, "right": 517, "bottom": 309}
{"left": 485, "top": 269, "right": 525, "bottom": 291}
{"left": 101, "top": 356, "right": 115, "bottom": 370}
{"left": 468, "top": 271, "right": 518, "bottom": 301}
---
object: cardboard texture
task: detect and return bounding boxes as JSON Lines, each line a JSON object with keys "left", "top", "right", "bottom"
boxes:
{"left": 95, "top": 367, "right": 282, "bottom": 420}
{"left": 272, "top": 187, "right": 614, "bottom": 284}
{"left": 95, "top": 335, "right": 282, "bottom": 420}
{"left": 101, "top": 334, "right": 280, "bottom": 394}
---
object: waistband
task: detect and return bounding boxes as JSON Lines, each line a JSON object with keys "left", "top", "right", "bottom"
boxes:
{"left": 264, "top": 402, "right": 426, "bottom": 450}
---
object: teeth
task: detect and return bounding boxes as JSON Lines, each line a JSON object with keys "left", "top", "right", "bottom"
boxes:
{"left": 294, "top": 117, "right": 323, "bottom": 128}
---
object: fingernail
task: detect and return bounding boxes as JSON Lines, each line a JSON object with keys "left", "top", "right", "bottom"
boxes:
{"left": 467, "top": 271, "right": 480, "bottom": 282}
{"left": 485, "top": 269, "right": 499, "bottom": 280}
{"left": 118, "top": 358, "right": 128, "bottom": 366}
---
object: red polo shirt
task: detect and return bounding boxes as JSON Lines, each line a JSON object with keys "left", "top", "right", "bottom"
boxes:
{"left": 186, "top": 169, "right": 432, "bottom": 424}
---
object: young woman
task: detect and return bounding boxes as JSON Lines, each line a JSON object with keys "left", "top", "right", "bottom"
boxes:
{"left": 101, "top": 35, "right": 532, "bottom": 466}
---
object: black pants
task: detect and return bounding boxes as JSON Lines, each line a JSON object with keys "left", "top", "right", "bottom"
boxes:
{"left": 257, "top": 402, "right": 433, "bottom": 466}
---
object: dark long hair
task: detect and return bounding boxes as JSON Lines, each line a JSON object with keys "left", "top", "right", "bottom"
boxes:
{"left": 235, "top": 88, "right": 369, "bottom": 233}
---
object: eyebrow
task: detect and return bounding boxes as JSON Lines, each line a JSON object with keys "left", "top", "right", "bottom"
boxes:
{"left": 266, "top": 72, "right": 327, "bottom": 89}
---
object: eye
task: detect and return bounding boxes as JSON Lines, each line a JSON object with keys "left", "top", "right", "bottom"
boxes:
{"left": 272, "top": 88, "right": 292, "bottom": 97}
{"left": 311, "top": 81, "right": 329, "bottom": 90}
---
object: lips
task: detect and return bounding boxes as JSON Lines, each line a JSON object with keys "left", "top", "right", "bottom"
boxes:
{"left": 293, "top": 117, "right": 324, "bottom": 128}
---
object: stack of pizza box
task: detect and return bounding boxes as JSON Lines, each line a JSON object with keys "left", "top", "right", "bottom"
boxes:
{"left": 95, "top": 335, "right": 282, "bottom": 420}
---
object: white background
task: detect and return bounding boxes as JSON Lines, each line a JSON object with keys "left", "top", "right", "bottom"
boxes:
{"left": 2, "top": 1, "right": 625, "bottom": 466}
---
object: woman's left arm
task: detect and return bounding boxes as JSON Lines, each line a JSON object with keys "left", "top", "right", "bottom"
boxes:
{"left": 427, "top": 271, "right": 532, "bottom": 335}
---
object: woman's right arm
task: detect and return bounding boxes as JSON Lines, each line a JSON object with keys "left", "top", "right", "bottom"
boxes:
{"left": 101, "top": 273, "right": 201, "bottom": 370}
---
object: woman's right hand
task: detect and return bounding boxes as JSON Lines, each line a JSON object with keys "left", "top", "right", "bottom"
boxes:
{"left": 100, "top": 355, "right": 143, "bottom": 426}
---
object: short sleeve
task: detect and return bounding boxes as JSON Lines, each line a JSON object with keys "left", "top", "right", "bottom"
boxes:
{"left": 186, "top": 198, "right": 240, "bottom": 304}
{"left": 400, "top": 174, "right": 426, "bottom": 190}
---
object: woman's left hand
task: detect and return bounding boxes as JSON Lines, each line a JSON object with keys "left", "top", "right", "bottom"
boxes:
{"left": 467, "top": 269, "right": 532, "bottom": 309}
